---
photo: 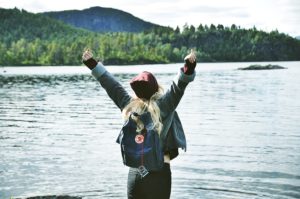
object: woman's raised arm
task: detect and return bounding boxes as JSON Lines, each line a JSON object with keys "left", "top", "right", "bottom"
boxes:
{"left": 82, "top": 50, "right": 132, "bottom": 111}
{"left": 158, "top": 50, "right": 197, "bottom": 117}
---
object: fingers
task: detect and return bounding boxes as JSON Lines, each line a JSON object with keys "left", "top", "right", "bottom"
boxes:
{"left": 83, "top": 51, "right": 93, "bottom": 60}
{"left": 189, "top": 52, "right": 196, "bottom": 63}
{"left": 82, "top": 49, "right": 93, "bottom": 61}
{"left": 184, "top": 50, "right": 196, "bottom": 63}
{"left": 184, "top": 54, "right": 189, "bottom": 61}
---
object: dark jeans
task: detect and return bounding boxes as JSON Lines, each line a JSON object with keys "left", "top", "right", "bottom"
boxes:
{"left": 127, "top": 163, "right": 172, "bottom": 199}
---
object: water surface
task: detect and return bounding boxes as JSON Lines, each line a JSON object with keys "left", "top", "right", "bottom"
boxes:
{"left": 1, "top": 62, "right": 300, "bottom": 199}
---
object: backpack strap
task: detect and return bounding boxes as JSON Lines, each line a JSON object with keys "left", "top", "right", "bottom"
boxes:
{"left": 139, "top": 112, "right": 154, "bottom": 130}
{"left": 130, "top": 112, "right": 154, "bottom": 130}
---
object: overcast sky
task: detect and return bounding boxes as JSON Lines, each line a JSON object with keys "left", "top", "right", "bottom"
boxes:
{"left": 1, "top": 0, "right": 299, "bottom": 37}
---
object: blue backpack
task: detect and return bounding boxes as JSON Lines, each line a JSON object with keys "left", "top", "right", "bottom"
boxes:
{"left": 116, "top": 112, "right": 164, "bottom": 177}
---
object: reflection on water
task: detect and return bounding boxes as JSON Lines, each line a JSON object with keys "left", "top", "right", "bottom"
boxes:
{"left": 1, "top": 62, "right": 300, "bottom": 199}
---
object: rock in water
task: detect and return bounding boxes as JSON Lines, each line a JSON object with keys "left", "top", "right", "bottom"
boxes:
{"left": 238, "top": 64, "right": 287, "bottom": 70}
{"left": 17, "top": 195, "right": 82, "bottom": 199}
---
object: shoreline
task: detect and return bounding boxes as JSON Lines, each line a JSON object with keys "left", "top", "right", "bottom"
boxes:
{"left": 1, "top": 60, "right": 300, "bottom": 67}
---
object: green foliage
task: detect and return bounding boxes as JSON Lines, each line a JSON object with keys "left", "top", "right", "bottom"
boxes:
{"left": 0, "top": 8, "right": 300, "bottom": 66}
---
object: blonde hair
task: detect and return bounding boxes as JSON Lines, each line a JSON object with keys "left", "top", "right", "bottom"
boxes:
{"left": 122, "top": 85, "right": 164, "bottom": 135}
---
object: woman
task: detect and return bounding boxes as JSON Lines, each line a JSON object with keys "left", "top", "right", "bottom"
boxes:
{"left": 82, "top": 49, "right": 196, "bottom": 199}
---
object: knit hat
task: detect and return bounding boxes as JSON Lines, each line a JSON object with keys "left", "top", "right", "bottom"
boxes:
{"left": 130, "top": 71, "right": 158, "bottom": 100}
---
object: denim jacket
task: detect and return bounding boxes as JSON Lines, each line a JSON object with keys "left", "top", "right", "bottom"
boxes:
{"left": 91, "top": 63, "right": 196, "bottom": 159}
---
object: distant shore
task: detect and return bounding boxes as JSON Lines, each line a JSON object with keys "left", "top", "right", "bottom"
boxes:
{"left": 1, "top": 60, "right": 299, "bottom": 67}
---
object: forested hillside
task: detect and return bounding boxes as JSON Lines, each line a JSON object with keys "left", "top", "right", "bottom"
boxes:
{"left": 1, "top": 8, "right": 300, "bottom": 66}
{"left": 43, "top": 6, "right": 164, "bottom": 33}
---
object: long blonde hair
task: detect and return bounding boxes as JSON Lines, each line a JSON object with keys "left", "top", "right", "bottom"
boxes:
{"left": 122, "top": 85, "right": 164, "bottom": 135}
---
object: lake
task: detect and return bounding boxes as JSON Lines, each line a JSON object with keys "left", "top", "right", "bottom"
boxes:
{"left": 0, "top": 62, "right": 300, "bottom": 199}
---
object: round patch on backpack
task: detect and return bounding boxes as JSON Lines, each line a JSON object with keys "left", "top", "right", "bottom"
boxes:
{"left": 135, "top": 135, "right": 144, "bottom": 144}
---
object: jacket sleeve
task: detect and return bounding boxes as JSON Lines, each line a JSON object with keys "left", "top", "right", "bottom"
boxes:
{"left": 91, "top": 62, "right": 132, "bottom": 111}
{"left": 158, "top": 68, "right": 196, "bottom": 118}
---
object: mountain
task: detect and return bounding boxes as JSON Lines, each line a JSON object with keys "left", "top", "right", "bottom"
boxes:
{"left": 42, "top": 6, "right": 165, "bottom": 33}
{"left": 0, "top": 7, "right": 90, "bottom": 43}
{"left": 1, "top": 7, "right": 300, "bottom": 66}
{"left": 296, "top": 36, "right": 300, "bottom": 40}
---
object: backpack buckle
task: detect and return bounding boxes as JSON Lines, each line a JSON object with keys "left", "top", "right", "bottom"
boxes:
{"left": 138, "top": 165, "right": 149, "bottom": 178}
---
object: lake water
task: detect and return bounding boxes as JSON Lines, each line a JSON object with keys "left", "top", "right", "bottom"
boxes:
{"left": 1, "top": 62, "right": 300, "bottom": 199}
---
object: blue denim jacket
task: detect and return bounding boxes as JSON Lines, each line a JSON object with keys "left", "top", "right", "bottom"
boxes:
{"left": 91, "top": 63, "right": 196, "bottom": 159}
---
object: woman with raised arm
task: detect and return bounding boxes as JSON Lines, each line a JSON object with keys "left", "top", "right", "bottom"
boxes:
{"left": 82, "top": 49, "right": 196, "bottom": 199}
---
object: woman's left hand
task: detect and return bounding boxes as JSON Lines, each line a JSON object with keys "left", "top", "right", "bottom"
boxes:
{"left": 82, "top": 49, "right": 93, "bottom": 61}
{"left": 82, "top": 49, "right": 97, "bottom": 70}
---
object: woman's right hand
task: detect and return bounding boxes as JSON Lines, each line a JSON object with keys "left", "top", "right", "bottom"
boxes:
{"left": 184, "top": 49, "right": 196, "bottom": 67}
{"left": 183, "top": 49, "right": 197, "bottom": 75}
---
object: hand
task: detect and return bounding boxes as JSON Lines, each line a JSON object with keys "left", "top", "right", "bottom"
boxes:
{"left": 184, "top": 49, "right": 196, "bottom": 66}
{"left": 82, "top": 49, "right": 97, "bottom": 70}
{"left": 183, "top": 50, "right": 197, "bottom": 74}
{"left": 82, "top": 49, "right": 93, "bottom": 61}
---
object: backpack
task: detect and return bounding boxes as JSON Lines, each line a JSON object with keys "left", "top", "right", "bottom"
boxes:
{"left": 116, "top": 112, "right": 164, "bottom": 177}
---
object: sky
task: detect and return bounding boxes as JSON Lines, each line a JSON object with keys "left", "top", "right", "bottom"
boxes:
{"left": 1, "top": 0, "right": 299, "bottom": 37}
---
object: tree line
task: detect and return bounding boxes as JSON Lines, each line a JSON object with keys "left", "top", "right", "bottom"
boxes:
{"left": 1, "top": 8, "right": 300, "bottom": 66}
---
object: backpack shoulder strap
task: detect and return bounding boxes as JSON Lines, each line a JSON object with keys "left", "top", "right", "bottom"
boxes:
{"left": 139, "top": 112, "right": 154, "bottom": 130}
